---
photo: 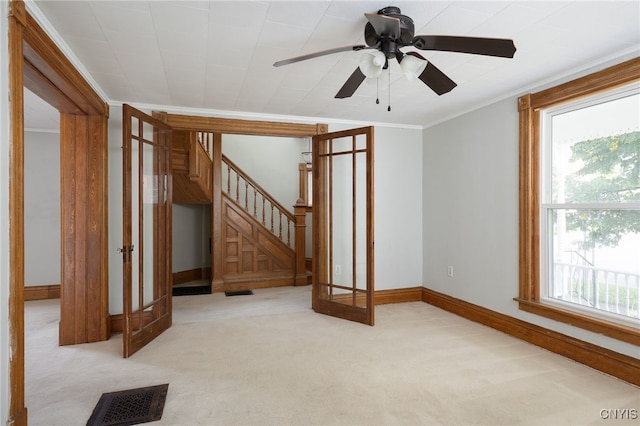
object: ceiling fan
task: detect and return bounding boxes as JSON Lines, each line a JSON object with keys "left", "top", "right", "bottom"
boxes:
{"left": 274, "top": 6, "right": 516, "bottom": 100}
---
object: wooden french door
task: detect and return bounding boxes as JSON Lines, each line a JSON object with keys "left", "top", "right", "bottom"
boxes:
{"left": 312, "top": 126, "right": 374, "bottom": 325}
{"left": 122, "top": 104, "right": 173, "bottom": 357}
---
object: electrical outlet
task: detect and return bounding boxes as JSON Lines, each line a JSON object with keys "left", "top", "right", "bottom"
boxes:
{"left": 335, "top": 265, "right": 342, "bottom": 275}
{"left": 447, "top": 266, "right": 454, "bottom": 277}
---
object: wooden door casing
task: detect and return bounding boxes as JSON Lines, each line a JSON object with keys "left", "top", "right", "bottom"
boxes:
{"left": 8, "top": 2, "right": 110, "bottom": 424}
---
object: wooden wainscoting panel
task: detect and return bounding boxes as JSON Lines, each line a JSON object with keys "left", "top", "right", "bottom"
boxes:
{"left": 24, "top": 285, "right": 60, "bottom": 301}
{"left": 222, "top": 194, "right": 295, "bottom": 285}
{"left": 421, "top": 287, "right": 640, "bottom": 386}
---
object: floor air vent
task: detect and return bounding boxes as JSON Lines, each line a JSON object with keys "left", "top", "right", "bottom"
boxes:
{"left": 86, "top": 383, "right": 169, "bottom": 426}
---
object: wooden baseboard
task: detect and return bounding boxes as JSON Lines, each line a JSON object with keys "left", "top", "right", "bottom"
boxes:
{"left": 172, "top": 268, "right": 211, "bottom": 286}
{"left": 24, "top": 284, "right": 60, "bottom": 301}
{"left": 421, "top": 287, "right": 640, "bottom": 386}
{"left": 376, "top": 287, "right": 422, "bottom": 304}
{"left": 317, "top": 287, "right": 423, "bottom": 307}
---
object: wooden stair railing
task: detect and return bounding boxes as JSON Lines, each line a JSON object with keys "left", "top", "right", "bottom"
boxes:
{"left": 172, "top": 130, "right": 212, "bottom": 204}
{"left": 194, "top": 131, "right": 213, "bottom": 160}
{"left": 222, "top": 154, "right": 295, "bottom": 249}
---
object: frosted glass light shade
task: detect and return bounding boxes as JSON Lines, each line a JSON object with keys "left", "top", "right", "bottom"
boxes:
{"left": 359, "top": 50, "right": 386, "bottom": 78}
{"left": 400, "top": 54, "right": 427, "bottom": 79}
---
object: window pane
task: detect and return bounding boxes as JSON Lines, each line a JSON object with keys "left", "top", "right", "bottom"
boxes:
{"left": 550, "top": 92, "right": 640, "bottom": 204}
{"left": 548, "top": 208, "right": 640, "bottom": 321}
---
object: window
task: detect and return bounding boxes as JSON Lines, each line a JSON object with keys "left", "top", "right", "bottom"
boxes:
{"left": 518, "top": 57, "right": 640, "bottom": 345}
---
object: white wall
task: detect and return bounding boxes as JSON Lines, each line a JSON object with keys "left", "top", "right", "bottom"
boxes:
{"left": 108, "top": 104, "right": 124, "bottom": 313}
{"left": 423, "top": 98, "right": 519, "bottom": 309}
{"left": 422, "top": 59, "right": 639, "bottom": 359}
{"left": 371, "top": 126, "right": 423, "bottom": 289}
{"left": 330, "top": 124, "right": 424, "bottom": 290}
{"left": 24, "top": 130, "right": 60, "bottom": 286}
{"left": 172, "top": 203, "right": 210, "bottom": 272}
{"left": 1, "top": 0, "right": 11, "bottom": 420}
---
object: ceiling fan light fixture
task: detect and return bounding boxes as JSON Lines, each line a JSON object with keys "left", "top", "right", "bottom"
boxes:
{"left": 275, "top": 7, "right": 515, "bottom": 99}
{"left": 359, "top": 50, "right": 386, "bottom": 78}
{"left": 400, "top": 54, "right": 427, "bottom": 80}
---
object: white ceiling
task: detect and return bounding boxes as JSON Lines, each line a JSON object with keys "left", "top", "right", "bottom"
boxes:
{"left": 26, "top": 0, "right": 640, "bottom": 130}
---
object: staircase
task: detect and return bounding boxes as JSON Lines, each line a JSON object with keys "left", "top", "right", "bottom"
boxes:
{"left": 171, "top": 130, "right": 308, "bottom": 292}
{"left": 219, "top": 154, "right": 297, "bottom": 290}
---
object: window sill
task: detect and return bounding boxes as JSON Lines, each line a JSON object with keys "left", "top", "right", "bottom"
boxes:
{"left": 515, "top": 298, "right": 640, "bottom": 346}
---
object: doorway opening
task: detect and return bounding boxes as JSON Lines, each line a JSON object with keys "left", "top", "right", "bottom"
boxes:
{"left": 23, "top": 87, "right": 61, "bottom": 304}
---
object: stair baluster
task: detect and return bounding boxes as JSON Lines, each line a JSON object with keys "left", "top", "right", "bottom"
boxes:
{"left": 235, "top": 173, "right": 240, "bottom": 204}
{"left": 270, "top": 204, "right": 274, "bottom": 233}
{"left": 253, "top": 192, "right": 257, "bottom": 218}
{"left": 244, "top": 181, "right": 249, "bottom": 210}
{"left": 222, "top": 155, "right": 296, "bottom": 250}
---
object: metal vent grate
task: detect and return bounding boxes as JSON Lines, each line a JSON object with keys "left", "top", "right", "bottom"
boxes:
{"left": 86, "top": 384, "right": 169, "bottom": 426}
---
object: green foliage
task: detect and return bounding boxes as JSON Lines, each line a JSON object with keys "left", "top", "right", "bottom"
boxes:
{"left": 565, "top": 130, "right": 640, "bottom": 249}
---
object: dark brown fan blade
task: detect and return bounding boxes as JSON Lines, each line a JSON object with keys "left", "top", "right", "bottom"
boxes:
{"left": 365, "top": 13, "right": 401, "bottom": 39}
{"left": 406, "top": 52, "right": 457, "bottom": 96}
{"left": 412, "top": 35, "right": 516, "bottom": 58}
{"left": 274, "top": 45, "right": 369, "bottom": 67}
{"left": 335, "top": 67, "right": 366, "bottom": 99}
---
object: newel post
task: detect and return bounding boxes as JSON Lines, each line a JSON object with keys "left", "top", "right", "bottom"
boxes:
{"left": 293, "top": 200, "right": 308, "bottom": 286}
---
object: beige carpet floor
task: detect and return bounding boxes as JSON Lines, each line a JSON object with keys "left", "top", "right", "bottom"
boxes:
{"left": 25, "top": 285, "right": 639, "bottom": 425}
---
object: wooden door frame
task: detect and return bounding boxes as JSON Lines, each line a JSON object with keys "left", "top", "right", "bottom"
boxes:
{"left": 154, "top": 113, "right": 328, "bottom": 290}
{"left": 8, "top": 1, "right": 110, "bottom": 424}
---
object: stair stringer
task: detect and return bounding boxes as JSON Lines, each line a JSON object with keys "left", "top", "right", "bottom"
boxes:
{"left": 215, "top": 193, "right": 296, "bottom": 292}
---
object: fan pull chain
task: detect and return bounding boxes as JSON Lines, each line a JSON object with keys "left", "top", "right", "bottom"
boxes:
{"left": 387, "top": 67, "right": 391, "bottom": 112}
{"left": 376, "top": 77, "right": 380, "bottom": 104}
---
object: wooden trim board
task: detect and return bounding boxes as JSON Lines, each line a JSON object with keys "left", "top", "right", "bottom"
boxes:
{"left": 422, "top": 287, "right": 640, "bottom": 386}
{"left": 24, "top": 285, "right": 60, "bottom": 301}
{"left": 172, "top": 268, "right": 211, "bottom": 286}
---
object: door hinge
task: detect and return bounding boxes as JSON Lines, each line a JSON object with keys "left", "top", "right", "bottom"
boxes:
{"left": 117, "top": 245, "right": 135, "bottom": 262}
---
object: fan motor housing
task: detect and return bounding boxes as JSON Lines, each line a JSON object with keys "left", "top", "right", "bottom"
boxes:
{"left": 364, "top": 6, "right": 415, "bottom": 47}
